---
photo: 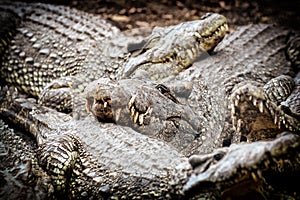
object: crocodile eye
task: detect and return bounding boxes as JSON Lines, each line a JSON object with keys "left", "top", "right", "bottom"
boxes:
{"left": 201, "top": 13, "right": 212, "bottom": 20}
{"left": 155, "top": 84, "right": 170, "bottom": 94}
{"left": 155, "top": 84, "right": 179, "bottom": 104}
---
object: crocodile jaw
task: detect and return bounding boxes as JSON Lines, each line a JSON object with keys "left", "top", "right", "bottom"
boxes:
{"left": 119, "top": 13, "right": 228, "bottom": 79}
{"left": 194, "top": 13, "right": 229, "bottom": 52}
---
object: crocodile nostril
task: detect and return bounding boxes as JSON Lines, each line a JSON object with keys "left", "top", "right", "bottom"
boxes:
{"left": 201, "top": 13, "right": 212, "bottom": 20}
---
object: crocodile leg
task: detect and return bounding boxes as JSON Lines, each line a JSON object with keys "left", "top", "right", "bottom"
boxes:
{"left": 0, "top": 119, "right": 54, "bottom": 199}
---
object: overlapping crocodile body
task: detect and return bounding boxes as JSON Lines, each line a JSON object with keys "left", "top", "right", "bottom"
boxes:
{"left": 0, "top": 1, "right": 227, "bottom": 117}
{"left": 0, "top": 1, "right": 300, "bottom": 199}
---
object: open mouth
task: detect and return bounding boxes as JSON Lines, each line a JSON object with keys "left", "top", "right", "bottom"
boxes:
{"left": 86, "top": 96, "right": 114, "bottom": 122}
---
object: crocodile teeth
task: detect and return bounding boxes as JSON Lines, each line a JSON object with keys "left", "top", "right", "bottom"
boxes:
{"left": 252, "top": 98, "right": 257, "bottom": 106}
{"left": 232, "top": 116, "right": 237, "bottom": 130}
{"left": 103, "top": 101, "right": 108, "bottom": 108}
{"left": 194, "top": 31, "right": 201, "bottom": 38}
{"left": 234, "top": 97, "right": 239, "bottom": 106}
{"left": 138, "top": 114, "right": 144, "bottom": 125}
{"left": 224, "top": 24, "right": 229, "bottom": 30}
{"left": 133, "top": 111, "right": 139, "bottom": 124}
{"left": 128, "top": 95, "right": 136, "bottom": 110}
{"left": 130, "top": 106, "right": 136, "bottom": 117}
{"left": 258, "top": 100, "right": 264, "bottom": 113}
{"left": 251, "top": 172, "right": 258, "bottom": 182}
{"left": 274, "top": 114, "right": 278, "bottom": 125}
{"left": 231, "top": 103, "right": 235, "bottom": 114}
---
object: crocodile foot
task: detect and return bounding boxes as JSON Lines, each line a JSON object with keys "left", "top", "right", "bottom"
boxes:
{"left": 230, "top": 75, "right": 300, "bottom": 142}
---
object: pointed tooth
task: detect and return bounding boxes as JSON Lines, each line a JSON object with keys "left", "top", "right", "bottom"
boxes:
{"left": 103, "top": 101, "right": 108, "bottom": 108}
{"left": 274, "top": 114, "right": 278, "bottom": 125}
{"left": 130, "top": 106, "right": 135, "bottom": 117}
{"left": 249, "top": 95, "right": 253, "bottom": 101}
{"left": 257, "top": 170, "right": 263, "bottom": 179}
{"left": 231, "top": 103, "right": 235, "bottom": 114}
{"left": 128, "top": 95, "right": 136, "bottom": 110}
{"left": 133, "top": 111, "right": 139, "bottom": 124}
{"left": 258, "top": 101, "right": 264, "bottom": 113}
{"left": 278, "top": 118, "right": 281, "bottom": 129}
{"left": 253, "top": 98, "right": 257, "bottom": 106}
{"left": 234, "top": 98, "right": 239, "bottom": 106}
{"left": 232, "top": 116, "right": 237, "bottom": 130}
{"left": 224, "top": 24, "right": 228, "bottom": 30}
{"left": 145, "top": 107, "right": 152, "bottom": 115}
{"left": 138, "top": 114, "right": 144, "bottom": 125}
{"left": 251, "top": 172, "right": 258, "bottom": 182}
{"left": 194, "top": 31, "right": 201, "bottom": 38}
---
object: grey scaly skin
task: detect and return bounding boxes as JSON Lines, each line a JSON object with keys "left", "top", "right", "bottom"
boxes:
{"left": 117, "top": 12, "right": 228, "bottom": 81}
{"left": 167, "top": 23, "right": 299, "bottom": 149}
{"left": 84, "top": 23, "right": 300, "bottom": 198}
{"left": 184, "top": 132, "right": 300, "bottom": 199}
{"left": 0, "top": 87, "right": 193, "bottom": 199}
{"left": 0, "top": 1, "right": 300, "bottom": 199}
{"left": 0, "top": 1, "right": 227, "bottom": 118}
{"left": 1, "top": 87, "right": 300, "bottom": 199}
{"left": 0, "top": 119, "right": 54, "bottom": 200}
{"left": 0, "top": 1, "right": 140, "bottom": 117}
{"left": 84, "top": 78, "right": 202, "bottom": 155}
{"left": 90, "top": 24, "right": 300, "bottom": 154}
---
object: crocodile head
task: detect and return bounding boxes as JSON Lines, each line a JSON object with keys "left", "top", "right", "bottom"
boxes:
{"left": 84, "top": 78, "right": 203, "bottom": 152}
{"left": 118, "top": 13, "right": 228, "bottom": 80}
{"left": 230, "top": 74, "right": 300, "bottom": 142}
{"left": 184, "top": 132, "right": 300, "bottom": 199}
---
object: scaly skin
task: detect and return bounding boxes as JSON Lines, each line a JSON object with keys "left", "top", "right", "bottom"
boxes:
{"left": 0, "top": 1, "right": 227, "bottom": 117}
{"left": 0, "top": 119, "right": 54, "bottom": 200}
{"left": 1, "top": 90, "right": 300, "bottom": 199}
{"left": 230, "top": 73, "right": 300, "bottom": 142}
{"left": 184, "top": 132, "right": 300, "bottom": 199}
{"left": 88, "top": 24, "right": 299, "bottom": 154}
{"left": 1, "top": 1, "right": 299, "bottom": 199}
{"left": 0, "top": 87, "right": 192, "bottom": 199}
{"left": 117, "top": 12, "right": 228, "bottom": 80}
{"left": 84, "top": 24, "right": 300, "bottom": 198}
{"left": 84, "top": 78, "right": 202, "bottom": 155}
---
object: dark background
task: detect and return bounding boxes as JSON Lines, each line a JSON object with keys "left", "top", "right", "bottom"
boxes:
{"left": 20, "top": 0, "right": 300, "bottom": 31}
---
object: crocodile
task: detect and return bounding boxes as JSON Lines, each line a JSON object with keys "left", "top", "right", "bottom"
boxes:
{"left": 89, "top": 24, "right": 300, "bottom": 153}
{"left": 0, "top": 1, "right": 227, "bottom": 118}
{"left": 0, "top": 86, "right": 192, "bottom": 199}
{"left": 1, "top": 88, "right": 300, "bottom": 199}
{"left": 184, "top": 132, "right": 300, "bottom": 199}
{"left": 0, "top": 119, "right": 54, "bottom": 200}
{"left": 230, "top": 72, "right": 300, "bottom": 142}
{"left": 0, "top": 1, "right": 300, "bottom": 199}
